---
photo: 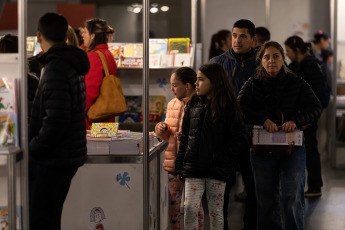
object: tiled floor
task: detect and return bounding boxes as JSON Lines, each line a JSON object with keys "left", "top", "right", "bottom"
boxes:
{"left": 200, "top": 156, "right": 345, "bottom": 230}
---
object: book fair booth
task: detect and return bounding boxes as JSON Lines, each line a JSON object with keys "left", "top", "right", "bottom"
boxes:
{"left": 0, "top": 0, "right": 201, "bottom": 229}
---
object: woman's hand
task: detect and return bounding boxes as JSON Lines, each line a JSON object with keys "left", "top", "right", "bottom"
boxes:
{"left": 263, "top": 119, "right": 278, "bottom": 133}
{"left": 156, "top": 122, "right": 167, "bottom": 135}
{"left": 281, "top": 121, "right": 296, "bottom": 133}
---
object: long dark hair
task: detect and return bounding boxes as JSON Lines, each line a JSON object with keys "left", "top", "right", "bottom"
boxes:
{"left": 208, "top": 30, "right": 231, "bottom": 59}
{"left": 284, "top": 35, "right": 311, "bottom": 55}
{"left": 85, "top": 18, "right": 114, "bottom": 51}
{"left": 193, "top": 63, "right": 240, "bottom": 122}
{"left": 255, "top": 41, "right": 292, "bottom": 80}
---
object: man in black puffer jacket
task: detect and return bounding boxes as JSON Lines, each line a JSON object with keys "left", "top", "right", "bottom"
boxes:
{"left": 29, "top": 13, "right": 90, "bottom": 230}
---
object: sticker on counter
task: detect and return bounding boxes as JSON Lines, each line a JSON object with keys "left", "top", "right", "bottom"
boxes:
{"left": 115, "top": 172, "right": 131, "bottom": 189}
{"left": 89, "top": 207, "right": 107, "bottom": 230}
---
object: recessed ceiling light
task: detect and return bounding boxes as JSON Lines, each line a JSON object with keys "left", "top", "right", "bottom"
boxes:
{"left": 160, "top": 6, "right": 169, "bottom": 12}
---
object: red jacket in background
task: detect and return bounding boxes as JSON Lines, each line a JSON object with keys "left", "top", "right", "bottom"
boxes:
{"left": 84, "top": 43, "right": 118, "bottom": 129}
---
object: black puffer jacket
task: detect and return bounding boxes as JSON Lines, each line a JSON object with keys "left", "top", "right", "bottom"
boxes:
{"left": 288, "top": 55, "right": 324, "bottom": 106}
{"left": 237, "top": 68, "right": 322, "bottom": 127}
{"left": 29, "top": 43, "right": 90, "bottom": 167}
{"left": 175, "top": 96, "right": 247, "bottom": 184}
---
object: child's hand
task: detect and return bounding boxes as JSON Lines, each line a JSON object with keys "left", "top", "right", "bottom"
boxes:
{"left": 175, "top": 132, "right": 182, "bottom": 139}
{"left": 156, "top": 122, "right": 167, "bottom": 135}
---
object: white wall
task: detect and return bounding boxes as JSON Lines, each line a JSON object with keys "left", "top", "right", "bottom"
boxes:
{"left": 201, "top": 0, "right": 330, "bottom": 63}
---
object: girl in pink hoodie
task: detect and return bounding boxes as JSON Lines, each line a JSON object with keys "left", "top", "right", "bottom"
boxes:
{"left": 155, "top": 67, "right": 204, "bottom": 229}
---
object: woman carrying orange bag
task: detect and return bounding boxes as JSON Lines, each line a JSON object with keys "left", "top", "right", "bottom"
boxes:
{"left": 81, "top": 18, "right": 117, "bottom": 129}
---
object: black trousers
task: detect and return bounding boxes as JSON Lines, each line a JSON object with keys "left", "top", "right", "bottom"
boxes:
{"left": 29, "top": 165, "right": 78, "bottom": 230}
{"left": 224, "top": 147, "right": 257, "bottom": 230}
{"left": 305, "top": 121, "right": 323, "bottom": 189}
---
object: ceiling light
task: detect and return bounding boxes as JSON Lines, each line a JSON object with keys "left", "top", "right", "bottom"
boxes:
{"left": 133, "top": 7, "right": 142, "bottom": 13}
{"left": 160, "top": 6, "right": 169, "bottom": 12}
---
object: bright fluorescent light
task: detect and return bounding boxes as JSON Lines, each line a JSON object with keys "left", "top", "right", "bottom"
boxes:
{"left": 160, "top": 6, "right": 169, "bottom": 12}
{"left": 150, "top": 7, "right": 158, "bottom": 13}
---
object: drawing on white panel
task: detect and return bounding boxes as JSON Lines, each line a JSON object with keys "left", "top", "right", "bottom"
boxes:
{"left": 156, "top": 78, "right": 168, "bottom": 89}
{"left": 116, "top": 172, "right": 131, "bottom": 189}
{"left": 90, "top": 207, "right": 106, "bottom": 230}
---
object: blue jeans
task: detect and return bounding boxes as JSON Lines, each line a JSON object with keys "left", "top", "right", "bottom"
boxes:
{"left": 250, "top": 146, "right": 306, "bottom": 230}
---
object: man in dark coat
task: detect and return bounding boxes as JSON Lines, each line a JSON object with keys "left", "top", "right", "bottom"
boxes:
{"left": 29, "top": 13, "right": 90, "bottom": 230}
{"left": 209, "top": 19, "right": 257, "bottom": 230}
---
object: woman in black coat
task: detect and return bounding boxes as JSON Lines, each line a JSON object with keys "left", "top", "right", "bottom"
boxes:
{"left": 238, "top": 41, "right": 322, "bottom": 230}
{"left": 285, "top": 35, "right": 325, "bottom": 198}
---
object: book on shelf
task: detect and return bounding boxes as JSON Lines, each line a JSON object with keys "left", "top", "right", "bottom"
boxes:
{"left": 140, "top": 95, "right": 166, "bottom": 123}
{"left": 119, "top": 95, "right": 142, "bottom": 123}
{"left": 174, "top": 53, "right": 191, "bottom": 67}
{"left": 0, "top": 114, "right": 18, "bottom": 147}
{"left": 0, "top": 78, "right": 20, "bottom": 148}
{"left": 0, "top": 78, "right": 16, "bottom": 114}
{"left": 0, "top": 206, "right": 22, "bottom": 230}
{"left": 160, "top": 54, "right": 174, "bottom": 67}
{"left": 120, "top": 57, "right": 143, "bottom": 67}
{"left": 149, "top": 39, "right": 168, "bottom": 55}
{"left": 149, "top": 54, "right": 161, "bottom": 67}
{"left": 26, "top": 36, "right": 37, "bottom": 56}
{"left": 108, "top": 43, "right": 125, "bottom": 58}
{"left": 123, "top": 43, "right": 143, "bottom": 57}
{"left": 168, "top": 38, "right": 190, "bottom": 54}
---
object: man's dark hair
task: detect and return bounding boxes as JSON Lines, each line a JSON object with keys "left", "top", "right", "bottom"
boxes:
{"left": 313, "top": 30, "right": 329, "bottom": 44}
{"left": 233, "top": 19, "right": 255, "bottom": 37}
{"left": 255, "top": 27, "right": 270, "bottom": 45}
{"left": 37, "top": 13, "right": 68, "bottom": 43}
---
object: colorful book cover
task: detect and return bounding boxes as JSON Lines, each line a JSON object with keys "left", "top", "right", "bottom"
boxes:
{"left": 174, "top": 53, "right": 191, "bottom": 67}
{"left": 108, "top": 43, "right": 125, "bottom": 58}
{"left": 33, "top": 43, "right": 42, "bottom": 56}
{"left": 149, "top": 54, "right": 161, "bottom": 67}
{"left": 120, "top": 57, "right": 143, "bottom": 67}
{"left": 0, "top": 78, "right": 16, "bottom": 114}
{"left": 123, "top": 43, "right": 143, "bottom": 57}
{"left": 91, "top": 122, "right": 119, "bottom": 137}
{"left": 118, "top": 112, "right": 141, "bottom": 123}
{"left": 168, "top": 38, "right": 190, "bottom": 54}
{"left": 26, "top": 36, "right": 37, "bottom": 55}
{"left": 125, "top": 95, "right": 142, "bottom": 112}
{"left": 149, "top": 39, "right": 168, "bottom": 55}
{"left": 0, "top": 206, "right": 22, "bottom": 230}
{"left": 0, "top": 114, "right": 18, "bottom": 147}
{"left": 118, "top": 96, "right": 142, "bottom": 122}
{"left": 140, "top": 95, "right": 166, "bottom": 123}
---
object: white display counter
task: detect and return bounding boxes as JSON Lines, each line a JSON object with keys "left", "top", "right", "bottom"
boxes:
{"left": 61, "top": 141, "right": 169, "bottom": 230}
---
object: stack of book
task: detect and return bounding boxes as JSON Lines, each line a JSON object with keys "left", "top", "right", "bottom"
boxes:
{"left": 108, "top": 38, "right": 191, "bottom": 68}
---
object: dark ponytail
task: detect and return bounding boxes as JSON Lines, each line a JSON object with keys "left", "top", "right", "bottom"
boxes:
{"left": 284, "top": 35, "right": 310, "bottom": 55}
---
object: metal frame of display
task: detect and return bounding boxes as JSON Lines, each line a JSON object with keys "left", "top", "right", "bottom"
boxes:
{"left": 142, "top": 0, "right": 198, "bottom": 229}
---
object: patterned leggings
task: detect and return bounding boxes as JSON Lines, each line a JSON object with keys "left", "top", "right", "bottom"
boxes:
{"left": 168, "top": 174, "right": 204, "bottom": 230}
{"left": 184, "top": 178, "right": 226, "bottom": 230}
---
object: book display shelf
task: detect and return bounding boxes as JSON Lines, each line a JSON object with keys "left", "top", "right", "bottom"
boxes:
{"left": 0, "top": 19, "right": 26, "bottom": 230}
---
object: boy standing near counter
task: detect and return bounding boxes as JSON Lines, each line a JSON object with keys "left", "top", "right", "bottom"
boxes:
{"left": 28, "top": 12, "right": 90, "bottom": 229}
